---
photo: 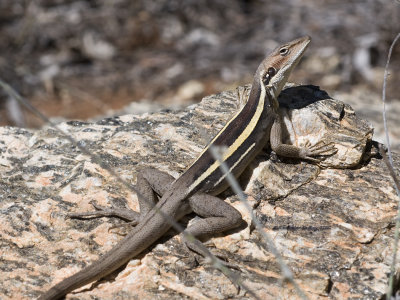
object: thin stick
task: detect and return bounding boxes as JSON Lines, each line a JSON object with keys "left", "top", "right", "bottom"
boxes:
{"left": 380, "top": 32, "right": 400, "bottom": 300}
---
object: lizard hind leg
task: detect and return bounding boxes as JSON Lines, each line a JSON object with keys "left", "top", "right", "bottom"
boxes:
{"left": 136, "top": 167, "right": 176, "bottom": 215}
{"left": 182, "top": 193, "right": 243, "bottom": 260}
{"left": 68, "top": 167, "right": 176, "bottom": 225}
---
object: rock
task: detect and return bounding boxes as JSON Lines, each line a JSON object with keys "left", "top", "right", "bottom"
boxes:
{"left": 0, "top": 84, "right": 396, "bottom": 300}
{"left": 334, "top": 88, "right": 400, "bottom": 153}
{"left": 82, "top": 32, "right": 116, "bottom": 61}
{"left": 175, "top": 80, "right": 205, "bottom": 103}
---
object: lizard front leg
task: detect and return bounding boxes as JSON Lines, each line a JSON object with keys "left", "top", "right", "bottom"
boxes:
{"left": 68, "top": 168, "right": 176, "bottom": 225}
{"left": 270, "top": 113, "right": 337, "bottom": 162}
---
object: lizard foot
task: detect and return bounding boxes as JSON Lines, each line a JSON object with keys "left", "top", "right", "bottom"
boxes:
{"left": 192, "top": 245, "right": 244, "bottom": 293}
{"left": 181, "top": 239, "right": 240, "bottom": 270}
{"left": 177, "top": 243, "right": 243, "bottom": 294}
{"left": 300, "top": 140, "right": 338, "bottom": 162}
{"left": 68, "top": 200, "right": 140, "bottom": 223}
{"left": 108, "top": 220, "right": 139, "bottom": 229}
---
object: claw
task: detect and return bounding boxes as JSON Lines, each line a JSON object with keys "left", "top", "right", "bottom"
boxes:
{"left": 203, "top": 250, "right": 241, "bottom": 271}
{"left": 90, "top": 201, "right": 110, "bottom": 211}
{"left": 301, "top": 140, "right": 337, "bottom": 162}
{"left": 308, "top": 141, "right": 337, "bottom": 154}
{"left": 182, "top": 237, "right": 241, "bottom": 271}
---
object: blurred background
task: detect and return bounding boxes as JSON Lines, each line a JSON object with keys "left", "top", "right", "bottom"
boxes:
{"left": 0, "top": 0, "right": 399, "bottom": 148}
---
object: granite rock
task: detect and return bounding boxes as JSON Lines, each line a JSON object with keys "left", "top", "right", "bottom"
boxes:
{"left": 1, "top": 84, "right": 397, "bottom": 300}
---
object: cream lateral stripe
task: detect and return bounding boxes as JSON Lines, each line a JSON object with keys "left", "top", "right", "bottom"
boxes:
{"left": 187, "top": 106, "right": 247, "bottom": 168}
{"left": 188, "top": 81, "right": 266, "bottom": 193}
{"left": 213, "top": 142, "right": 256, "bottom": 188}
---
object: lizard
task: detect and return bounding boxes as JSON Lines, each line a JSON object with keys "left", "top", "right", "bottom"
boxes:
{"left": 38, "top": 35, "right": 336, "bottom": 299}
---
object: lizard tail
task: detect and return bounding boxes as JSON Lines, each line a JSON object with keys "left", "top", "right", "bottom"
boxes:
{"left": 38, "top": 216, "right": 171, "bottom": 300}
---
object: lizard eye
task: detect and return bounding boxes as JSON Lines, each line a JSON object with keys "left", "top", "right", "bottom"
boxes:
{"left": 279, "top": 47, "right": 289, "bottom": 56}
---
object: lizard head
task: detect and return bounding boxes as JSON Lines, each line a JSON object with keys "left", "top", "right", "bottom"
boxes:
{"left": 257, "top": 35, "right": 311, "bottom": 102}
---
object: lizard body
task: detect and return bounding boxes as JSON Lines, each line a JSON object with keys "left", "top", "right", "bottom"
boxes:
{"left": 39, "top": 35, "right": 333, "bottom": 299}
